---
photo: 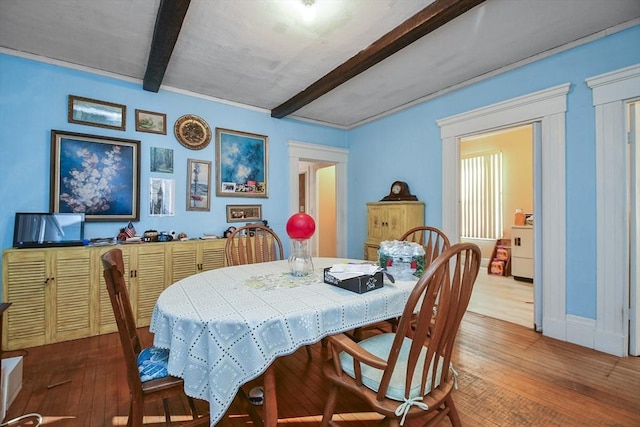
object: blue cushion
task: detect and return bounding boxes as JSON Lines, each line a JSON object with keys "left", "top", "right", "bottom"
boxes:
{"left": 338, "top": 333, "right": 446, "bottom": 402}
{"left": 137, "top": 346, "right": 170, "bottom": 382}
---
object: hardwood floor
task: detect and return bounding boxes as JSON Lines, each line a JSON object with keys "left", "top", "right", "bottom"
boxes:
{"left": 3, "top": 312, "right": 639, "bottom": 426}
{"left": 467, "top": 269, "right": 534, "bottom": 328}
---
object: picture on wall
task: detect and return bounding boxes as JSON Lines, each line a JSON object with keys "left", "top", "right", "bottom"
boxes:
{"left": 50, "top": 130, "right": 140, "bottom": 221}
{"left": 150, "top": 147, "right": 174, "bottom": 173}
{"left": 135, "top": 109, "right": 167, "bottom": 134}
{"left": 187, "top": 159, "right": 211, "bottom": 211}
{"left": 226, "top": 204, "right": 262, "bottom": 222}
{"left": 68, "top": 95, "right": 126, "bottom": 131}
{"left": 149, "top": 178, "right": 175, "bottom": 216}
{"left": 216, "top": 128, "right": 268, "bottom": 198}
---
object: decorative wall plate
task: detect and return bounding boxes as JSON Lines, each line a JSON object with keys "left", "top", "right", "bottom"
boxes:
{"left": 174, "top": 114, "right": 212, "bottom": 150}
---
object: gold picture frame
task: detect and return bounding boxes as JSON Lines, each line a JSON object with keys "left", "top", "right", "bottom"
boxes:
{"left": 226, "top": 204, "right": 262, "bottom": 222}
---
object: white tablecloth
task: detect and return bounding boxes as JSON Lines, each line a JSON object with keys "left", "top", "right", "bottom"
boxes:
{"left": 150, "top": 258, "right": 417, "bottom": 425}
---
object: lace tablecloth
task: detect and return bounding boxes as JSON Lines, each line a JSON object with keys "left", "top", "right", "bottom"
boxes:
{"left": 150, "top": 258, "right": 417, "bottom": 425}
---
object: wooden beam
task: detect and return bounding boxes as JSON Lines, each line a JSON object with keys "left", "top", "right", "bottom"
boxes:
{"left": 143, "top": 0, "right": 191, "bottom": 92}
{"left": 271, "top": 0, "right": 486, "bottom": 119}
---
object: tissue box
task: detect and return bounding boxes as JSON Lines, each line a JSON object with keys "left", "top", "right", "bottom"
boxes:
{"left": 323, "top": 268, "right": 383, "bottom": 294}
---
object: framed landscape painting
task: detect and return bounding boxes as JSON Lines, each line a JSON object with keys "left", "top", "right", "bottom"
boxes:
{"left": 68, "top": 95, "right": 126, "bottom": 131}
{"left": 216, "top": 128, "right": 268, "bottom": 198}
{"left": 50, "top": 130, "right": 140, "bottom": 221}
{"left": 187, "top": 159, "right": 211, "bottom": 211}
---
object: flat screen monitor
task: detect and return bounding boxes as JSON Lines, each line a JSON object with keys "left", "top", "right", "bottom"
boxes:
{"left": 13, "top": 212, "right": 85, "bottom": 248}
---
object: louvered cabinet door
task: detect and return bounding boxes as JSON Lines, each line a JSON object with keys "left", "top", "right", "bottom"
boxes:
{"left": 131, "top": 245, "right": 168, "bottom": 327}
{"left": 200, "top": 239, "right": 226, "bottom": 271}
{"left": 51, "top": 248, "right": 93, "bottom": 342}
{"left": 169, "top": 242, "right": 199, "bottom": 283}
{"left": 2, "top": 250, "right": 48, "bottom": 350}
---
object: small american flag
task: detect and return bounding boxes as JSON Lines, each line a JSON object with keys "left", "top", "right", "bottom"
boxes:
{"left": 124, "top": 221, "right": 136, "bottom": 238}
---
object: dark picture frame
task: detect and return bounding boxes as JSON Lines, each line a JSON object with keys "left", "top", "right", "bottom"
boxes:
{"left": 226, "top": 204, "right": 263, "bottom": 222}
{"left": 187, "top": 159, "right": 212, "bottom": 211}
{"left": 135, "top": 109, "right": 167, "bottom": 134}
{"left": 216, "top": 128, "right": 268, "bottom": 198}
{"left": 50, "top": 130, "right": 140, "bottom": 222}
{"left": 68, "top": 95, "right": 126, "bottom": 131}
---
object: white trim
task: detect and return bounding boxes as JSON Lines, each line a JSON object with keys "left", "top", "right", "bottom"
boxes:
{"left": 288, "top": 141, "right": 349, "bottom": 257}
{"left": 587, "top": 64, "right": 640, "bottom": 357}
{"left": 438, "top": 84, "right": 570, "bottom": 343}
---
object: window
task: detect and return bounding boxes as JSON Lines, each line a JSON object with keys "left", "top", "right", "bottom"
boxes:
{"left": 460, "top": 150, "right": 503, "bottom": 239}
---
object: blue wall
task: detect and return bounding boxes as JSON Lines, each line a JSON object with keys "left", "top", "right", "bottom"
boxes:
{"left": 1, "top": 25, "right": 639, "bottom": 321}
{"left": 0, "top": 53, "right": 347, "bottom": 255}
{"left": 346, "top": 25, "right": 640, "bottom": 319}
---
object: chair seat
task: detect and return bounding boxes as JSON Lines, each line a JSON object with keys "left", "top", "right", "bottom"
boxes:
{"left": 338, "top": 333, "right": 448, "bottom": 402}
{"left": 138, "top": 346, "right": 170, "bottom": 382}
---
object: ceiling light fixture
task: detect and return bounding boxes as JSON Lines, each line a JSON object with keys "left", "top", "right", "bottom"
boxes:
{"left": 299, "top": 0, "right": 316, "bottom": 23}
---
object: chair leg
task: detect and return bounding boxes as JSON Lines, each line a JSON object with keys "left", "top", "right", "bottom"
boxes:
{"left": 163, "top": 397, "right": 172, "bottom": 425}
{"left": 129, "top": 400, "right": 142, "bottom": 427}
{"left": 446, "top": 395, "right": 462, "bottom": 427}
{"left": 320, "top": 384, "right": 339, "bottom": 427}
{"left": 306, "top": 344, "right": 313, "bottom": 359}
{"left": 187, "top": 396, "right": 198, "bottom": 418}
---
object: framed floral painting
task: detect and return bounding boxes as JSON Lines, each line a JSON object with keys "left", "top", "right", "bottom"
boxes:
{"left": 50, "top": 130, "right": 140, "bottom": 221}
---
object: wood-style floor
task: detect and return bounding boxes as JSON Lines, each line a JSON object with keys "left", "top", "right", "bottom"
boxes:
{"left": 467, "top": 269, "right": 534, "bottom": 328}
{"left": 3, "top": 309, "right": 638, "bottom": 427}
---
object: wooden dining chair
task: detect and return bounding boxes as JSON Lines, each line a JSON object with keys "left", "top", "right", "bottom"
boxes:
{"left": 102, "top": 248, "right": 209, "bottom": 427}
{"left": 224, "top": 224, "right": 285, "bottom": 266}
{"left": 321, "top": 242, "right": 481, "bottom": 427}
{"left": 356, "top": 226, "right": 451, "bottom": 339}
{"left": 399, "top": 226, "right": 451, "bottom": 267}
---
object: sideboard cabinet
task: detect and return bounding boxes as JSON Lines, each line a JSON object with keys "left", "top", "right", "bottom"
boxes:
{"left": 364, "top": 201, "right": 425, "bottom": 261}
{"left": 2, "top": 239, "right": 227, "bottom": 351}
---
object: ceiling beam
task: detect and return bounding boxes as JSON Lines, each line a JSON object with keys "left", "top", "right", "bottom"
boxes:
{"left": 143, "top": 0, "right": 191, "bottom": 92}
{"left": 271, "top": 0, "right": 486, "bottom": 119}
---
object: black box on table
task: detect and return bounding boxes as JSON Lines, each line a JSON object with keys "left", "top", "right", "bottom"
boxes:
{"left": 323, "top": 268, "right": 383, "bottom": 294}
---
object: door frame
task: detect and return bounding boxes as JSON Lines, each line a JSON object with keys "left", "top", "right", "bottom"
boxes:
{"left": 587, "top": 64, "right": 640, "bottom": 356}
{"left": 288, "top": 141, "right": 349, "bottom": 258}
{"left": 438, "top": 83, "right": 570, "bottom": 342}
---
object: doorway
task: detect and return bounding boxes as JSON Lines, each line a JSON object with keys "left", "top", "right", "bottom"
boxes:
{"left": 288, "top": 141, "right": 349, "bottom": 257}
{"left": 298, "top": 162, "right": 337, "bottom": 257}
{"left": 460, "top": 125, "right": 535, "bottom": 328}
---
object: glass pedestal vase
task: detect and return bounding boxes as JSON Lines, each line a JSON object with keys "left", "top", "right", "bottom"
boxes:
{"left": 288, "top": 239, "right": 314, "bottom": 277}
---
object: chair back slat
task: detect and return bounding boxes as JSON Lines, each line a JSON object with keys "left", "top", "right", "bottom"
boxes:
{"left": 377, "top": 242, "right": 481, "bottom": 401}
{"left": 399, "top": 226, "right": 451, "bottom": 268}
{"left": 225, "top": 224, "right": 284, "bottom": 266}
{"left": 101, "top": 248, "right": 144, "bottom": 396}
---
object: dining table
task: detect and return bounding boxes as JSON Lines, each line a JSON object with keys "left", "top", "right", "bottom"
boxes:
{"left": 149, "top": 257, "right": 418, "bottom": 426}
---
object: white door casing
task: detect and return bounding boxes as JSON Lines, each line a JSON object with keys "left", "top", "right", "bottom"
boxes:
{"left": 288, "top": 141, "right": 349, "bottom": 258}
{"left": 587, "top": 64, "right": 640, "bottom": 356}
{"left": 438, "top": 83, "right": 570, "bottom": 344}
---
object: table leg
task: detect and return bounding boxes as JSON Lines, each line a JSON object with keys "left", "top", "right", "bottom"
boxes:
{"left": 264, "top": 364, "right": 278, "bottom": 426}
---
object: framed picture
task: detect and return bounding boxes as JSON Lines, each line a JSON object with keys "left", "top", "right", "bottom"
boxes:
{"left": 216, "top": 128, "right": 268, "bottom": 197}
{"left": 68, "top": 95, "right": 126, "bottom": 131}
{"left": 135, "top": 109, "right": 167, "bottom": 134}
{"left": 150, "top": 147, "right": 174, "bottom": 173}
{"left": 187, "top": 159, "right": 211, "bottom": 211}
{"left": 50, "top": 130, "right": 140, "bottom": 222}
{"left": 149, "top": 178, "right": 175, "bottom": 216}
{"left": 226, "top": 204, "right": 262, "bottom": 222}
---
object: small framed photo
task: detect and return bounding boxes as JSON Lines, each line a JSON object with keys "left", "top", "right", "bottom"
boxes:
{"left": 150, "top": 147, "right": 174, "bottom": 173}
{"left": 68, "top": 95, "right": 126, "bottom": 131}
{"left": 135, "top": 109, "right": 167, "bottom": 134}
{"left": 216, "top": 128, "right": 268, "bottom": 198}
{"left": 187, "top": 159, "right": 212, "bottom": 211}
{"left": 50, "top": 130, "right": 140, "bottom": 221}
{"left": 226, "top": 204, "right": 262, "bottom": 222}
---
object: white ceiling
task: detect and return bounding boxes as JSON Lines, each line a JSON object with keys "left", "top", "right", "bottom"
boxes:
{"left": 1, "top": 0, "right": 639, "bottom": 128}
